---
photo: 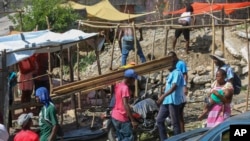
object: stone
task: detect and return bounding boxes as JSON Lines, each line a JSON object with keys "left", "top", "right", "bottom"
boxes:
{"left": 242, "top": 66, "right": 249, "bottom": 75}
{"left": 193, "top": 75, "right": 211, "bottom": 85}
{"left": 231, "top": 65, "right": 242, "bottom": 75}
{"left": 205, "top": 83, "right": 211, "bottom": 88}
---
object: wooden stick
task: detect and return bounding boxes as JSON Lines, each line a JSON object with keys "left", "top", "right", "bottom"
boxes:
{"left": 210, "top": 0, "right": 215, "bottom": 81}
{"left": 109, "top": 24, "right": 119, "bottom": 70}
{"left": 221, "top": 7, "right": 225, "bottom": 55}
{"left": 95, "top": 37, "right": 102, "bottom": 75}
{"left": 60, "top": 45, "right": 63, "bottom": 86}
{"left": 161, "top": 27, "right": 169, "bottom": 94}
{"left": 245, "top": 20, "right": 250, "bottom": 112}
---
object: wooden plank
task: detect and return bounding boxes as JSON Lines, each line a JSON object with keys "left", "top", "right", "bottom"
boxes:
{"left": 52, "top": 56, "right": 173, "bottom": 97}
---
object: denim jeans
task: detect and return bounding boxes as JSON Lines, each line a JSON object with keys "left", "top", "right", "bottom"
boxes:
{"left": 156, "top": 104, "right": 181, "bottom": 141}
{"left": 112, "top": 118, "right": 134, "bottom": 141}
{"left": 121, "top": 36, "right": 146, "bottom": 66}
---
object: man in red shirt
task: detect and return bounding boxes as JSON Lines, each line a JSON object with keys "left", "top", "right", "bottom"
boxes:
{"left": 14, "top": 113, "right": 39, "bottom": 141}
{"left": 111, "top": 69, "right": 139, "bottom": 141}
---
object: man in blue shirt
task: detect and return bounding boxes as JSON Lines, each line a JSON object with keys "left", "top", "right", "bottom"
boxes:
{"left": 156, "top": 59, "right": 184, "bottom": 141}
{"left": 168, "top": 51, "right": 188, "bottom": 133}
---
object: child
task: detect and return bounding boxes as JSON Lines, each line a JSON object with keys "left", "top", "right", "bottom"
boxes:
{"left": 198, "top": 89, "right": 224, "bottom": 121}
{"left": 198, "top": 69, "right": 233, "bottom": 121}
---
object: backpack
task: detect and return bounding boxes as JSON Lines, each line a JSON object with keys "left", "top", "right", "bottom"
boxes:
{"left": 232, "top": 72, "right": 241, "bottom": 95}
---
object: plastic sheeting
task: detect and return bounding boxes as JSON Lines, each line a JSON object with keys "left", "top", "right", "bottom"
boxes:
{"left": 163, "top": 2, "right": 250, "bottom": 16}
{"left": 0, "top": 29, "right": 98, "bottom": 68}
{"left": 61, "top": 0, "right": 155, "bottom": 21}
{"left": 132, "top": 98, "right": 158, "bottom": 119}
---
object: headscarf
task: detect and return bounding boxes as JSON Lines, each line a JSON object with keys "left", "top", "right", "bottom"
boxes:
{"left": 35, "top": 87, "right": 52, "bottom": 107}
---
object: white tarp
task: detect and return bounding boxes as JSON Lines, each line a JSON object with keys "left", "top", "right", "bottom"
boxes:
{"left": 0, "top": 29, "right": 99, "bottom": 68}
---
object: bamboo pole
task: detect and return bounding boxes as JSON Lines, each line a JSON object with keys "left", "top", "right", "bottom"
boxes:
{"left": 109, "top": 24, "right": 119, "bottom": 70}
{"left": 245, "top": 20, "right": 250, "bottom": 111}
{"left": 79, "top": 21, "right": 245, "bottom": 30}
{"left": 221, "top": 7, "right": 225, "bottom": 55}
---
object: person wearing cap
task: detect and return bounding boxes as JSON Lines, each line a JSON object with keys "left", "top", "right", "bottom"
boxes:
{"left": 168, "top": 51, "right": 188, "bottom": 133}
{"left": 156, "top": 59, "right": 184, "bottom": 140}
{"left": 209, "top": 50, "right": 234, "bottom": 83}
{"left": 0, "top": 124, "right": 9, "bottom": 141}
{"left": 14, "top": 113, "right": 39, "bottom": 141}
{"left": 111, "top": 69, "right": 139, "bottom": 141}
{"left": 172, "top": 4, "right": 196, "bottom": 54}
{"left": 35, "top": 87, "right": 59, "bottom": 141}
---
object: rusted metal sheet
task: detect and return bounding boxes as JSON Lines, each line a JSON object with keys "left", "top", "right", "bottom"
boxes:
{"left": 51, "top": 56, "right": 173, "bottom": 97}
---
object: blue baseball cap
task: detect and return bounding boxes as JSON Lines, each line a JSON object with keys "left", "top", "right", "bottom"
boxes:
{"left": 124, "top": 69, "right": 139, "bottom": 80}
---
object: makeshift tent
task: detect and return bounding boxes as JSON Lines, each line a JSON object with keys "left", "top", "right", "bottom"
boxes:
{"left": 61, "top": 0, "right": 155, "bottom": 21}
{"left": 0, "top": 29, "right": 98, "bottom": 68}
{"left": 163, "top": 2, "right": 250, "bottom": 16}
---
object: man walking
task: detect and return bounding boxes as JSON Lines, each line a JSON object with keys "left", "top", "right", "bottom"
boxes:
{"left": 35, "top": 87, "right": 59, "bottom": 141}
{"left": 156, "top": 59, "right": 184, "bottom": 141}
{"left": 172, "top": 4, "right": 195, "bottom": 54}
{"left": 111, "top": 69, "right": 139, "bottom": 141}
{"left": 168, "top": 51, "right": 188, "bottom": 133}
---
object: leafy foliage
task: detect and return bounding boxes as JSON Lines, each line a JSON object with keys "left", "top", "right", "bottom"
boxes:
{"left": 9, "top": 0, "right": 79, "bottom": 32}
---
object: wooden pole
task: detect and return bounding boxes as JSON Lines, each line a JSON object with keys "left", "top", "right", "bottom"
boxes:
{"left": 160, "top": 26, "right": 169, "bottom": 94}
{"left": 132, "top": 22, "right": 139, "bottom": 97}
{"left": 95, "top": 37, "right": 102, "bottom": 75}
{"left": 47, "top": 48, "right": 53, "bottom": 94}
{"left": 76, "top": 22, "right": 82, "bottom": 110}
{"left": 245, "top": 20, "right": 250, "bottom": 111}
{"left": 19, "top": 11, "right": 23, "bottom": 31}
{"left": 109, "top": 24, "right": 119, "bottom": 70}
{"left": 1, "top": 50, "right": 9, "bottom": 129}
{"left": 210, "top": 0, "right": 215, "bottom": 80}
{"left": 59, "top": 45, "right": 64, "bottom": 125}
{"left": 144, "top": 28, "right": 157, "bottom": 95}
{"left": 221, "top": 7, "right": 225, "bottom": 55}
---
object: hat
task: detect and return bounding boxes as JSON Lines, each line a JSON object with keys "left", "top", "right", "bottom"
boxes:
{"left": 17, "top": 113, "right": 33, "bottom": 127}
{"left": 209, "top": 50, "right": 226, "bottom": 62}
{"left": 124, "top": 69, "right": 139, "bottom": 80}
{"left": 0, "top": 124, "right": 9, "bottom": 141}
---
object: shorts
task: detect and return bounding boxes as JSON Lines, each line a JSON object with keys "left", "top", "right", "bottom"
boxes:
{"left": 175, "top": 27, "right": 190, "bottom": 40}
{"left": 180, "top": 102, "right": 186, "bottom": 114}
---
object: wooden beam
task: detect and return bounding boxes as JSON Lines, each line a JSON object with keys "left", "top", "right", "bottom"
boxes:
{"left": 52, "top": 56, "right": 173, "bottom": 97}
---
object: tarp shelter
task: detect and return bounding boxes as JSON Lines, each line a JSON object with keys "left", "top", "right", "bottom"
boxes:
{"left": 0, "top": 29, "right": 98, "bottom": 68}
{"left": 61, "top": 0, "right": 156, "bottom": 21}
{"left": 163, "top": 2, "right": 250, "bottom": 16}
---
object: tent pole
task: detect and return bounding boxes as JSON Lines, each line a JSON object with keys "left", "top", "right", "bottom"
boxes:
{"left": 47, "top": 48, "right": 53, "bottom": 94}
{"left": 59, "top": 45, "right": 64, "bottom": 126}
{"left": 221, "top": 7, "right": 225, "bottom": 55}
{"left": 109, "top": 24, "right": 119, "bottom": 70}
{"left": 245, "top": 20, "right": 250, "bottom": 112}
{"left": 1, "top": 50, "right": 9, "bottom": 130}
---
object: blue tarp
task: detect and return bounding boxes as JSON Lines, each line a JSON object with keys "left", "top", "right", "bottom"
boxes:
{"left": 0, "top": 29, "right": 98, "bottom": 68}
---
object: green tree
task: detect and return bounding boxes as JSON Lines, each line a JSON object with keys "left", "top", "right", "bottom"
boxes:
{"left": 9, "top": 0, "right": 79, "bottom": 32}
